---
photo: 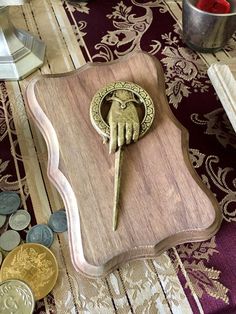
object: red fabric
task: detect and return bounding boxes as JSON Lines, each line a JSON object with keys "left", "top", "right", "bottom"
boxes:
{"left": 196, "top": 0, "right": 231, "bottom": 13}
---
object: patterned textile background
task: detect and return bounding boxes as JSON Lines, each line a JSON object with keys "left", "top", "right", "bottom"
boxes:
{"left": 0, "top": 0, "right": 236, "bottom": 313}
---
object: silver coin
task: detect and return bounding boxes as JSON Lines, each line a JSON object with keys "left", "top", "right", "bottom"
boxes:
{"left": 48, "top": 210, "right": 68, "bottom": 233}
{"left": 9, "top": 209, "right": 31, "bottom": 231}
{"left": 0, "top": 230, "right": 21, "bottom": 251}
{"left": 26, "top": 224, "right": 54, "bottom": 248}
{"left": 0, "top": 279, "right": 35, "bottom": 314}
{"left": 0, "top": 191, "right": 21, "bottom": 215}
{"left": 0, "top": 214, "right": 6, "bottom": 228}
{"left": 0, "top": 251, "right": 2, "bottom": 266}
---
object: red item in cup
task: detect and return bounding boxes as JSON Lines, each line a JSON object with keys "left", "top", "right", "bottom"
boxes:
{"left": 196, "top": 0, "right": 231, "bottom": 13}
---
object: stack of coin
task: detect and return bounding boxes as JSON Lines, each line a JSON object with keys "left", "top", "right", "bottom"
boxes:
{"left": 0, "top": 191, "right": 67, "bottom": 302}
{"left": 0, "top": 191, "right": 68, "bottom": 251}
{"left": 0, "top": 243, "right": 58, "bottom": 302}
{"left": 26, "top": 209, "right": 68, "bottom": 247}
{"left": 0, "top": 191, "right": 24, "bottom": 253}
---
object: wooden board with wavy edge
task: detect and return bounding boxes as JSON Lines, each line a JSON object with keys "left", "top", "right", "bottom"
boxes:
{"left": 25, "top": 51, "right": 222, "bottom": 278}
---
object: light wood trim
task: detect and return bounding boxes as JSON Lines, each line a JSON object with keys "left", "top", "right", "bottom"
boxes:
{"left": 208, "top": 60, "right": 236, "bottom": 132}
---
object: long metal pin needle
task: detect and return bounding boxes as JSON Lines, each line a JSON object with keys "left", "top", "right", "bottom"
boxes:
{"left": 113, "top": 146, "right": 124, "bottom": 231}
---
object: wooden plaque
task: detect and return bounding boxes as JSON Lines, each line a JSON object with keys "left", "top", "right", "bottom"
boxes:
{"left": 25, "top": 51, "right": 222, "bottom": 278}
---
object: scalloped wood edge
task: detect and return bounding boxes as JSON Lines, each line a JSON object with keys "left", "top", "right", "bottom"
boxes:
{"left": 25, "top": 51, "right": 222, "bottom": 278}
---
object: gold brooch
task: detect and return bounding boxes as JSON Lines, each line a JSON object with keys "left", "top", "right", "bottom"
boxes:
{"left": 90, "top": 81, "right": 155, "bottom": 230}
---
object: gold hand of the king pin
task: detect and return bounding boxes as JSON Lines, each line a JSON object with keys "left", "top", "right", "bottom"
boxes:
{"left": 108, "top": 89, "right": 140, "bottom": 231}
{"left": 90, "top": 82, "right": 155, "bottom": 232}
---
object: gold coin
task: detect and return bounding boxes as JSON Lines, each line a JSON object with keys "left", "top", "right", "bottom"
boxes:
{"left": 0, "top": 279, "right": 35, "bottom": 314}
{"left": 0, "top": 243, "right": 58, "bottom": 301}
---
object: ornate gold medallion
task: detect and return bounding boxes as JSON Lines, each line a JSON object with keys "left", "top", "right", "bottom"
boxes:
{"left": 0, "top": 243, "right": 58, "bottom": 301}
{"left": 90, "top": 81, "right": 155, "bottom": 142}
{"left": 90, "top": 81, "right": 155, "bottom": 230}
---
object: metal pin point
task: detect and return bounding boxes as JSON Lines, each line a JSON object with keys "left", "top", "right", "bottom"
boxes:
{"left": 112, "top": 147, "right": 124, "bottom": 231}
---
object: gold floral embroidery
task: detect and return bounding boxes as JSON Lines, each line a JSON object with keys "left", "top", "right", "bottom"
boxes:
{"left": 189, "top": 148, "right": 205, "bottom": 168}
{"left": 120, "top": 259, "right": 170, "bottom": 312}
{"left": 177, "top": 237, "right": 229, "bottom": 304}
{"left": 162, "top": 47, "right": 199, "bottom": 81}
{"left": 166, "top": 79, "right": 190, "bottom": 107}
{"left": 92, "top": 1, "right": 210, "bottom": 109}
{"left": 0, "top": 83, "right": 15, "bottom": 141}
{"left": 183, "top": 260, "right": 229, "bottom": 303}
{"left": 0, "top": 158, "right": 10, "bottom": 176}
{"left": 205, "top": 155, "right": 236, "bottom": 222}
{"left": 175, "top": 151, "right": 232, "bottom": 303}
{"left": 152, "top": 255, "right": 186, "bottom": 307}
{"left": 0, "top": 91, "right": 29, "bottom": 198}
{"left": 65, "top": 2, "right": 90, "bottom": 14}
{"left": 69, "top": 276, "right": 114, "bottom": 313}
{"left": 191, "top": 108, "right": 236, "bottom": 148}
{"left": 162, "top": 40, "right": 210, "bottom": 108}
{"left": 0, "top": 157, "right": 28, "bottom": 196}
{"left": 178, "top": 237, "right": 218, "bottom": 262}
{"left": 173, "top": 149, "right": 233, "bottom": 304}
{"left": 92, "top": 0, "right": 163, "bottom": 61}
{"left": 190, "top": 111, "right": 236, "bottom": 221}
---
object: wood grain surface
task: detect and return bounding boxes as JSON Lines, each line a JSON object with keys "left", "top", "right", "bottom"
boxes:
{"left": 25, "top": 51, "right": 222, "bottom": 278}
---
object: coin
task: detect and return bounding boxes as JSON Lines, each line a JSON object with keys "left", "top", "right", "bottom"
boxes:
{"left": 48, "top": 210, "right": 68, "bottom": 233}
{"left": 0, "top": 230, "right": 21, "bottom": 251}
{"left": 0, "top": 251, "right": 2, "bottom": 266}
{"left": 0, "top": 243, "right": 58, "bottom": 301}
{"left": 26, "top": 224, "right": 54, "bottom": 247}
{"left": 0, "top": 279, "right": 35, "bottom": 314}
{"left": 9, "top": 209, "right": 31, "bottom": 231}
{"left": 0, "top": 214, "right": 6, "bottom": 228}
{"left": 0, "top": 191, "right": 21, "bottom": 215}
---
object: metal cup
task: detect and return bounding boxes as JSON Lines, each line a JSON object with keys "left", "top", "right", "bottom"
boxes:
{"left": 182, "top": 0, "right": 236, "bottom": 52}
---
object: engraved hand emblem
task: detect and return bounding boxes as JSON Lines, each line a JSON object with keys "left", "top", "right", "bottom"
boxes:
{"left": 107, "top": 89, "right": 140, "bottom": 154}
{"left": 90, "top": 81, "right": 155, "bottom": 230}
